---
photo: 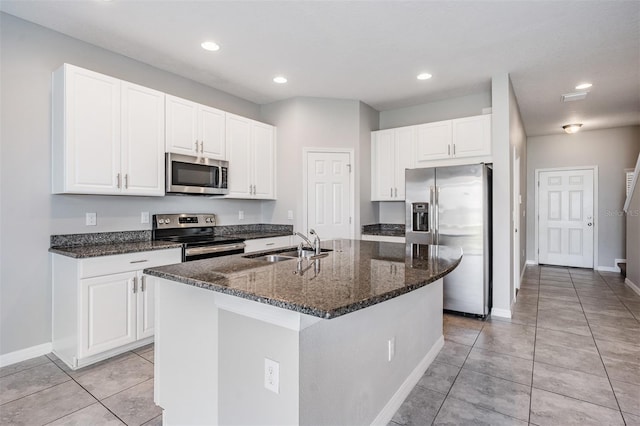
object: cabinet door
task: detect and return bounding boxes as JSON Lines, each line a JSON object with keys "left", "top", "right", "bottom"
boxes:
{"left": 394, "top": 126, "right": 416, "bottom": 200}
{"left": 79, "top": 272, "right": 136, "bottom": 358}
{"left": 371, "top": 130, "right": 395, "bottom": 201}
{"left": 452, "top": 115, "right": 491, "bottom": 158}
{"left": 121, "top": 82, "right": 165, "bottom": 196}
{"left": 225, "top": 114, "right": 252, "bottom": 198}
{"left": 252, "top": 122, "right": 276, "bottom": 199}
{"left": 63, "top": 65, "right": 121, "bottom": 194}
{"left": 166, "top": 95, "right": 198, "bottom": 156}
{"left": 414, "top": 121, "right": 452, "bottom": 166}
{"left": 137, "top": 273, "right": 155, "bottom": 339}
{"left": 200, "top": 106, "right": 226, "bottom": 160}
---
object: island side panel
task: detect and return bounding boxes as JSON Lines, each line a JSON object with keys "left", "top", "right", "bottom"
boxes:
{"left": 218, "top": 310, "right": 300, "bottom": 426}
{"left": 154, "top": 277, "right": 219, "bottom": 425}
{"left": 299, "top": 280, "right": 444, "bottom": 426}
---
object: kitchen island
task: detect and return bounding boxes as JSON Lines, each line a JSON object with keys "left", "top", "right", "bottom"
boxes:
{"left": 144, "top": 240, "right": 461, "bottom": 426}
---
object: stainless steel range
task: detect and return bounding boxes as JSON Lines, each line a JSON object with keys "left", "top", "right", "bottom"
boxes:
{"left": 152, "top": 213, "right": 245, "bottom": 262}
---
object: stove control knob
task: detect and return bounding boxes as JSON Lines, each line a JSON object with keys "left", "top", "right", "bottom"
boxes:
{"left": 165, "top": 219, "right": 171, "bottom": 224}
{"left": 205, "top": 217, "right": 211, "bottom": 223}
{"left": 158, "top": 219, "right": 165, "bottom": 224}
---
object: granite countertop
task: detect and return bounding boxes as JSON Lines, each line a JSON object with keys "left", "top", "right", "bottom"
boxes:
{"left": 144, "top": 239, "right": 462, "bottom": 319}
{"left": 49, "top": 240, "right": 183, "bottom": 259}
{"left": 362, "top": 224, "right": 405, "bottom": 237}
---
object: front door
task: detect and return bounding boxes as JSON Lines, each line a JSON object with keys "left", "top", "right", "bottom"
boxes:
{"left": 306, "top": 151, "right": 352, "bottom": 239}
{"left": 538, "top": 169, "right": 594, "bottom": 268}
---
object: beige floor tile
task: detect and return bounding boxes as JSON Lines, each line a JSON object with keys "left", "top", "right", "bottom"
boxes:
{"left": 530, "top": 388, "right": 624, "bottom": 425}
{"left": 0, "top": 356, "right": 51, "bottom": 378}
{"left": 75, "top": 355, "right": 154, "bottom": 400}
{"left": 46, "top": 402, "right": 125, "bottom": 425}
{"left": 102, "top": 379, "right": 161, "bottom": 426}
{"left": 0, "top": 362, "right": 70, "bottom": 405}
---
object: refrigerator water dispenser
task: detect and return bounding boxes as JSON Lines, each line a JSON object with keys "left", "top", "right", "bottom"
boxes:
{"left": 412, "top": 203, "right": 429, "bottom": 232}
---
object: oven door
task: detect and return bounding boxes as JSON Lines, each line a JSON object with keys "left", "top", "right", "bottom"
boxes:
{"left": 166, "top": 153, "right": 229, "bottom": 195}
{"left": 184, "top": 242, "right": 246, "bottom": 261}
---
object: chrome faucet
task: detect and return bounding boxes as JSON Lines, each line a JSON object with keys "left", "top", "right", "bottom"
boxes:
{"left": 294, "top": 232, "right": 314, "bottom": 250}
{"left": 294, "top": 229, "right": 321, "bottom": 255}
{"left": 309, "top": 229, "right": 321, "bottom": 255}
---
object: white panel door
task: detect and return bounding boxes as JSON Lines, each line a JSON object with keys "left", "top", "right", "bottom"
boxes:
{"left": 414, "top": 120, "right": 452, "bottom": 166}
{"left": 225, "top": 114, "right": 252, "bottom": 197}
{"left": 121, "top": 82, "right": 165, "bottom": 196}
{"left": 137, "top": 273, "right": 155, "bottom": 340}
{"left": 307, "top": 152, "right": 352, "bottom": 239}
{"left": 371, "top": 130, "right": 395, "bottom": 200}
{"left": 538, "top": 169, "right": 594, "bottom": 268}
{"left": 80, "top": 272, "right": 137, "bottom": 358}
{"left": 66, "top": 65, "right": 121, "bottom": 193}
{"left": 200, "top": 106, "right": 226, "bottom": 160}
{"left": 251, "top": 122, "right": 275, "bottom": 199}
{"left": 165, "top": 95, "right": 198, "bottom": 156}
{"left": 394, "top": 126, "right": 415, "bottom": 200}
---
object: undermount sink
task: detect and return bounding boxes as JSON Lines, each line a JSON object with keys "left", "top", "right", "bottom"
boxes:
{"left": 278, "top": 248, "right": 332, "bottom": 258}
{"left": 258, "top": 254, "right": 298, "bottom": 263}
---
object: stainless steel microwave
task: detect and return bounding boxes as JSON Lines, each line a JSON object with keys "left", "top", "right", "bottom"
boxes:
{"left": 166, "top": 153, "right": 229, "bottom": 195}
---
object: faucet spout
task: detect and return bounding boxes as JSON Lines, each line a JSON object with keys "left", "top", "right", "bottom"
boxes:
{"left": 309, "top": 229, "right": 321, "bottom": 255}
{"left": 294, "top": 232, "right": 314, "bottom": 250}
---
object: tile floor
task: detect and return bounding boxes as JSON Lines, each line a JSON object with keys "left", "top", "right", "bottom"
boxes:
{"left": 1, "top": 265, "right": 638, "bottom": 425}
{"left": 391, "top": 265, "right": 640, "bottom": 425}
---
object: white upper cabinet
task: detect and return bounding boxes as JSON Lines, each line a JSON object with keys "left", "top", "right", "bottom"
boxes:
{"left": 226, "top": 114, "right": 276, "bottom": 199}
{"left": 414, "top": 120, "right": 452, "bottom": 166}
{"left": 165, "top": 95, "right": 226, "bottom": 160}
{"left": 371, "top": 126, "right": 415, "bottom": 201}
{"left": 52, "top": 64, "right": 164, "bottom": 196}
{"left": 451, "top": 114, "right": 491, "bottom": 158}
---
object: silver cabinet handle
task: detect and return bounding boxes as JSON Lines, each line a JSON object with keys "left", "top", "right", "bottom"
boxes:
{"left": 195, "top": 140, "right": 199, "bottom": 152}
{"left": 130, "top": 259, "right": 148, "bottom": 264}
{"left": 390, "top": 187, "right": 393, "bottom": 197}
{"left": 141, "top": 275, "right": 146, "bottom": 292}
{"left": 448, "top": 145, "right": 451, "bottom": 156}
{"left": 266, "top": 242, "right": 275, "bottom": 246}
{"left": 116, "top": 173, "right": 121, "bottom": 189}
{"left": 200, "top": 141, "right": 204, "bottom": 153}
{"left": 132, "top": 276, "right": 138, "bottom": 293}
{"left": 394, "top": 187, "right": 398, "bottom": 197}
{"left": 249, "top": 185, "right": 252, "bottom": 195}
{"left": 453, "top": 144, "right": 456, "bottom": 155}
{"left": 124, "top": 174, "right": 128, "bottom": 189}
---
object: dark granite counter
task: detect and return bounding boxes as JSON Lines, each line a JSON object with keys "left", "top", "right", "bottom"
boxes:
{"left": 144, "top": 239, "right": 461, "bottom": 319}
{"left": 362, "top": 223, "right": 405, "bottom": 237}
{"left": 49, "top": 240, "right": 182, "bottom": 258}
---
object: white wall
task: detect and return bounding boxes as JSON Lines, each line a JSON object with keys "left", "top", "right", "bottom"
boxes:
{"left": 526, "top": 126, "right": 640, "bottom": 269}
{"left": 260, "top": 97, "right": 378, "bottom": 237}
{"left": 379, "top": 91, "right": 491, "bottom": 130}
{"left": 358, "top": 102, "right": 380, "bottom": 231}
{"left": 0, "top": 13, "right": 269, "bottom": 356}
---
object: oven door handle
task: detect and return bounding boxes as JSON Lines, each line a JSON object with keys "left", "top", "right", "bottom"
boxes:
{"left": 185, "top": 242, "right": 246, "bottom": 256}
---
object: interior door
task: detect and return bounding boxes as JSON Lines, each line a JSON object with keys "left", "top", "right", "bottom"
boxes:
{"left": 306, "top": 151, "right": 352, "bottom": 239}
{"left": 538, "top": 169, "right": 594, "bottom": 268}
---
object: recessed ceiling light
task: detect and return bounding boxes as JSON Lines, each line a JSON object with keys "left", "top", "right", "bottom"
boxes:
{"left": 201, "top": 41, "right": 220, "bottom": 51}
{"left": 417, "top": 73, "right": 433, "bottom": 80}
{"left": 273, "top": 76, "right": 288, "bottom": 84}
{"left": 575, "top": 83, "right": 592, "bottom": 90}
{"left": 562, "top": 123, "right": 583, "bottom": 134}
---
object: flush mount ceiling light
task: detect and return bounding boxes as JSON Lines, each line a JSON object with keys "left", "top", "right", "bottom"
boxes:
{"left": 273, "top": 76, "right": 288, "bottom": 84}
{"left": 201, "top": 41, "right": 220, "bottom": 51}
{"left": 562, "top": 123, "right": 583, "bottom": 134}
{"left": 575, "top": 82, "right": 593, "bottom": 90}
{"left": 417, "top": 73, "right": 433, "bottom": 80}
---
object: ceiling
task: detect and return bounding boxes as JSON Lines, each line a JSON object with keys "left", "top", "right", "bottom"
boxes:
{"left": 1, "top": 1, "right": 639, "bottom": 136}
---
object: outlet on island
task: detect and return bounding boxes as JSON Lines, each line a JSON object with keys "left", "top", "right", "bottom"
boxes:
{"left": 85, "top": 212, "right": 97, "bottom": 226}
{"left": 238, "top": 210, "right": 244, "bottom": 220}
{"left": 264, "top": 358, "right": 280, "bottom": 394}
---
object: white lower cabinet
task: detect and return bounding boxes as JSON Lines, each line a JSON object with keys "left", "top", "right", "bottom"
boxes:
{"left": 243, "top": 235, "right": 293, "bottom": 253}
{"left": 53, "top": 248, "right": 181, "bottom": 369}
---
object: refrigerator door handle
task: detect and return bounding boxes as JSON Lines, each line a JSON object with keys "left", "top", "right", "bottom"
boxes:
{"left": 434, "top": 186, "right": 440, "bottom": 244}
{"left": 430, "top": 186, "right": 435, "bottom": 242}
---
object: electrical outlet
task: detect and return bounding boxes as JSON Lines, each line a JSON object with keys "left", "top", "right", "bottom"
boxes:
{"left": 287, "top": 210, "right": 294, "bottom": 220}
{"left": 264, "top": 358, "right": 279, "bottom": 394}
{"left": 238, "top": 210, "right": 244, "bottom": 220}
{"left": 141, "top": 211, "right": 150, "bottom": 224}
{"left": 388, "top": 337, "right": 395, "bottom": 362}
{"left": 85, "top": 212, "right": 97, "bottom": 226}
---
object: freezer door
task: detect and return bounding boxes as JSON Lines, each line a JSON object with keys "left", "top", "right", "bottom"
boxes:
{"left": 436, "top": 164, "right": 489, "bottom": 315}
{"left": 405, "top": 168, "right": 436, "bottom": 245}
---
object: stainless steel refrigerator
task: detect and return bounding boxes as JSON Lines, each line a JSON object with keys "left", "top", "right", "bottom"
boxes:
{"left": 405, "top": 164, "right": 492, "bottom": 316}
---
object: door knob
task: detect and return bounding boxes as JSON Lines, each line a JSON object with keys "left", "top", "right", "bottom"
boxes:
{"left": 587, "top": 222, "right": 592, "bottom": 227}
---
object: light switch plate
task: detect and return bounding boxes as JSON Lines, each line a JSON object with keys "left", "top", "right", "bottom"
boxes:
{"left": 141, "top": 211, "right": 150, "bottom": 224}
{"left": 287, "top": 210, "right": 294, "bottom": 220}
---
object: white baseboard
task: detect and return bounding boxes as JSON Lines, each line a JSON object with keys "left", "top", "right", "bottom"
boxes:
{"left": 0, "top": 342, "right": 52, "bottom": 368}
{"left": 597, "top": 266, "right": 621, "bottom": 273}
{"left": 372, "top": 335, "right": 444, "bottom": 426}
{"left": 626, "top": 278, "right": 640, "bottom": 296}
{"left": 491, "top": 308, "right": 512, "bottom": 319}
{"left": 526, "top": 260, "right": 538, "bottom": 265}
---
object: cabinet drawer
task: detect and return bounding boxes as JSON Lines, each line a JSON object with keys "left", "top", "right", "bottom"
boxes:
{"left": 243, "top": 236, "right": 292, "bottom": 253}
{"left": 80, "top": 248, "right": 181, "bottom": 278}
